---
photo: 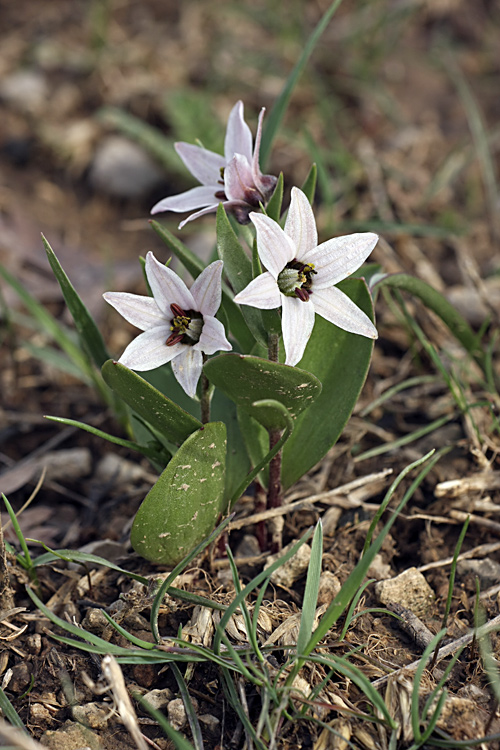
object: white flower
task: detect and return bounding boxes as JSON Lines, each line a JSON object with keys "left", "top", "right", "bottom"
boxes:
{"left": 233, "top": 187, "right": 378, "bottom": 366}
{"left": 103, "top": 253, "right": 231, "bottom": 398}
{"left": 150, "top": 100, "right": 277, "bottom": 228}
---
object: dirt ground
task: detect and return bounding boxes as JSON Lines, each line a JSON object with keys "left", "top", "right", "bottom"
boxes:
{"left": 1, "top": 1, "right": 500, "bottom": 748}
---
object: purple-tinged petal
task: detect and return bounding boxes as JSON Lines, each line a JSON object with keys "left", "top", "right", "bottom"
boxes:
{"left": 224, "top": 154, "right": 261, "bottom": 204}
{"left": 190, "top": 260, "right": 223, "bottom": 317}
{"left": 284, "top": 187, "right": 318, "bottom": 257}
{"left": 251, "top": 111, "right": 277, "bottom": 201}
{"left": 305, "top": 233, "right": 378, "bottom": 288}
{"left": 224, "top": 101, "right": 253, "bottom": 164}
{"left": 151, "top": 185, "right": 220, "bottom": 215}
{"left": 118, "top": 327, "right": 182, "bottom": 371}
{"left": 145, "top": 252, "right": 195, "bottom": 314}
{"left": 233, "top": 272, "right": 282, "bottom": 309}
{"left": 197, "top": 316, "right": 232, "bottom": 355}
{"left": 249, "top": 213, "right": 296, "bottom": 278}
{"left": 178, "top": 203, "right": 221, "bottom": 229}
{"left": 312, "top": 286, "right": 378, "bottom": 339}
{"left": 281, "top": 296, "right": 315, "bottom": 366}
{"left": 103, "top": 292, "right": 164, "bottom": 331}
{"left": 171, "top": 347, "right": 203, "bottom": 398}
{"left": 175, "top": 142, "right": 226, "bottom": 185}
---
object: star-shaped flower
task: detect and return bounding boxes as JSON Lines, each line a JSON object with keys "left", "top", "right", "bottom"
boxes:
{"left": 103, "top": 253, "right": 231, "bottom": 398}
{"left": 233, "top": 187, "right": 378, "bottom": 366}
{"left": 150, "top": 100, "right": 277, "bottom": 228}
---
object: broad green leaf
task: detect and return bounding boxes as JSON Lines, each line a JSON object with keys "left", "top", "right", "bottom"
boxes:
{"left": 216, "top": 204, "right": 267, "bottom": 346}
{"left": 102, "top": 360, "right": 201, "bottom": 446}
{"left": 130, "top": 422, "right": 226, "bottom": 565}
{"left": 260, "top": 0, "right": 344, "bottom": 168}
{"left": 203, "top": 354, "right": 322, "bottom": 430}
{"left": 42, "top": 235, "right": 110, "bottom": 368}
{"left": 139, "top": 363, "right": 250, "bottom": 502}
{"left": 281, "top": 279, "right": 374, "bottom": 488}
{"left": 265, "top": 171, "right": 284, "bottom": 222}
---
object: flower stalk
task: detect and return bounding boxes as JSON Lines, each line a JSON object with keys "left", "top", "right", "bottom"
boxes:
{"left": 267, "top": 332, "right": 283, "bottom": 512}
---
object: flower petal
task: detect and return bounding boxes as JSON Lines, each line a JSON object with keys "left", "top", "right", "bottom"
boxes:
{"left": 224, "top": 154, "right": 259, "bottom": 203}
{"left": 190, "top": 260, "right": 223, "bottom": 316}
{"left": 312, "top": 286, "right": 378, "bottom": 339}
{"left": 178, "top": 203, "right": 221, "bottom": 229}
{"left": 103, "top": 292, "right": 164, "bottom": 331}
{"left": 305, "top": 233, "right": 378, "bottom": 288}
{"left": 284, "top": 187, "right": 318, "bottom": 257}
{"left": 118, "top": 327, "right": 182, "bottom": 371}
{"left": 281, "top": 296, "right": 315, "bottom": 366}
{"left": 233, "top": 272, "right": 282, "bottom": 309}
{"left": 150, "top": 186, "right": 220, "bottom": 215}
{"left": 251, "top": 109, "right": 278, "bottom": 201}
{"left": 171, "top": 347, "right": 203, "bottom": 399}
{"left": 249, "top": 213, "right": 296, "bottom": 278}
{"left": 198, "top": 316, "right": 232, "bottom": 355}
{"left": 224, "top": 101, "right": 253, "bottom": 163}
{"left": 145, "top": 252, "right": 195, "bottom": 315}
{"left": 175, "top": 142, "right": 226, "bottom": 185}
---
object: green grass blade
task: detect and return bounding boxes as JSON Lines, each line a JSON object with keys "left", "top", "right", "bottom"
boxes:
{"left": 0, "top": 263, "right": 91, "bottom": 376}
{"left": 44, "top": 415, "right": 167, "bottom": 463}
{"left": 0, "top": 688, "right": 27, "bottom": 732}
{"left": 137, "top": 692, "right": 197, "bottom": 750}
{"left": 213, "top": 526, "right": 313, "bottom": 654}
{"left": 42, "top": 235, "right": 110, "bottom": 368}
{"left": 374, "top": 273, "right": 487, "bottom": 374}
{"left": 296, "top": 520, "right": 323, "bottom": 657}
{"left": 171, "top": 663, "right": 204, "bottom": 750}
{"left": 150, "top": 514, "right": 234, "bottom": 643}
{"left": 305, "top": 450, "right": 442, "bottom": 654}
{"left": 2, "top": 494, "right": 32, "bottom": 571}
{"left": 260, "top": 0, "right": 344, "bottom": 168}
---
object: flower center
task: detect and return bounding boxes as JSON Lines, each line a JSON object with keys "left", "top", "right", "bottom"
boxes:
{"left": 166, "top": 303, "right": 203, "bottom": 346}
{"left": 277, "top": 259, "right": 317, "bottom": 302}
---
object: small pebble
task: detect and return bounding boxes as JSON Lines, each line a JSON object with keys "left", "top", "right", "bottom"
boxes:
{"left": 89, "top": 136, "right": 163, "bottom": 198}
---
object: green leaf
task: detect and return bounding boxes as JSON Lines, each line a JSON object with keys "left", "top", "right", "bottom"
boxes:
{"left": 203, "top": 354, "right": 322, "bottom": 429}
{"left": 102, "top": 360, "right": 201, "bottom": 445}
{"left": 259, "top": 0, "right": 344, "bottom": 168}
{"left": 140, "top": 364, "right": 250, "bottom": 502}
{"left": 42, "top": 235, "right": 110, "bottom": 368}
{"left": 281, "top": 279, "right": 374, "bottom": 488}
{"left": 130, "top": 422, "right": 226, "bottom": 565}
{"left": 301, "top": 163, "right": 317, "bottom": 204}
{"left": 216, "top": 204, "right": 267, "bottom": 346}
{"left": 265, "top": 171, "right": 284, "bottom": 222}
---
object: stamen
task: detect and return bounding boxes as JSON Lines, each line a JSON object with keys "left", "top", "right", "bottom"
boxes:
{"left": 295, "top": 287, "right": 310, "bottom": 302}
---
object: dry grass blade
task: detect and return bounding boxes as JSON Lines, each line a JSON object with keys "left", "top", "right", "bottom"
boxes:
{"left": 100, "top": 654, "right": 148, "bottom": 750}
{"left": 0, "top": 719, "right": 44, "bottom": 750}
